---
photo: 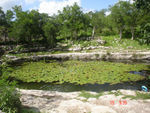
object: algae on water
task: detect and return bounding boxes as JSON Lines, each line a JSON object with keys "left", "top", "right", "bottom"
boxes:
{"left": 4, "top": 60, "right": 149, "bottom": 84}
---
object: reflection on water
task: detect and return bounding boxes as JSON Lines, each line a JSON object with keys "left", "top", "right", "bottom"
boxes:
{"left": 18, "top": 80, "right": 150, "bottom": 92}
{"left": 129, "top": 70, "right": 150, "bottom": 77}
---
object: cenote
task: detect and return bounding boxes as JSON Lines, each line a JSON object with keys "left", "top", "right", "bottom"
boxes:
{"left": 3, "top": 60, "right": 150, "bottom": 92}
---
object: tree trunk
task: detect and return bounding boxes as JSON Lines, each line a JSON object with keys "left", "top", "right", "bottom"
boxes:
{"left": 28, "top": 36, "right": 32, "bottom": 44}
{"left": 3, "top": 27, "right": 6, "bottom": 43}
{"left": 4, "top": 28, "right": 8, "bottom": 43}
{"left": 4, "top": 33, "right": 6, "bottom": 43}
{"left": 92, "top": 26, "right": 95, "bottom": 39}
{"left": 119, "top": 28, "right": 123, "bottom": 39}
{"left": 73, "top": 30, "right": 77, "bottom": 40}
{"left": 131, "top": 27, "right": 134, "bottom": 40}
{"left": 43, "top": 35, "right": 48, "bottom": 47}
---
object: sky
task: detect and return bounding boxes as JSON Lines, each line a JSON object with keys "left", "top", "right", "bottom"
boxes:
{"left": 0, "top": 0, "right": 131, "bottom": 15}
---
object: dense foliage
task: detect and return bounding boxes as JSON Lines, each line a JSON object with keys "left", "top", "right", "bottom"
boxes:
{"left": 0, "top": 79, "right": 21, "bottom": 113}
{"left": 57, "top": 3, "right": 92, "bottom": 40}
{"left": 134, "top": 0, "right": 150, "bottom": 44}
{"left": 0, "top": 1, "right": 150, "bottom": 46}
{"left": 4, "top": 60, "right": 149, "bottom": 85}
{"left": 135, "top": 0, "right": 150, "bottom": 12}
{"left": 0, "top": 65, "right": 21, "bottom": 113}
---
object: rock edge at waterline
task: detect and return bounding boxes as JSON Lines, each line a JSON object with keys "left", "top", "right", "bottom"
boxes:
{"left": 4, "top": 51, "right": 150, "bottom": 64}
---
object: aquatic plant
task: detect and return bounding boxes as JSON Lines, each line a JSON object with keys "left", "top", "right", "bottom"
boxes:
{"left": 4, "top": 60, "right": 149, "bottom": 85}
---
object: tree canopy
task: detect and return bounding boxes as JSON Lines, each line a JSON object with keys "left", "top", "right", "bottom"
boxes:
{"left": 0, "top": 1, "right": 150, "bottom": 46}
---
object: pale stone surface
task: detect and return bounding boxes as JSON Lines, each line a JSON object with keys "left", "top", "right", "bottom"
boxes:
{"left": 91, "top": 106, "right": 117, "bottom": 113}
{"left": 96, "top": 39, "right": 106, "bottom": 45}
{"left": 119, "top": 89, "right": 136, "bottom": 96}
{"left": 0, "top": 110, "right": 5, "bottom": 113}
{"left": 19, "top": 89, "right": 150, "bottom": 113}
{"left": 5, "top": 55, "right": 17, "bottom": 59}
{"left": 4, "top": 51, "right": 150, "bottom": 64}
{"left": 56, "top": 99, "right": 92, "bottom": 113}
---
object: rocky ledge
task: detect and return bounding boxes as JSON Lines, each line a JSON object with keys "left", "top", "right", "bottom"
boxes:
{"left": 4, "top": 51, "right": 150, "bottom": 64}
{"left": 20, "top": 89, "right": 150, "bottom": 113}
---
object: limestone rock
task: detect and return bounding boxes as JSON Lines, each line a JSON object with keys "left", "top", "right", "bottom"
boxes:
{"left": 91, "top": 106, "right": 117, "bottom": 113}
{"left": 18, "top": 89, "right": 150, "bottom": 113}
{"left": 96, "top": 39, "right": 106, "bottom": 45}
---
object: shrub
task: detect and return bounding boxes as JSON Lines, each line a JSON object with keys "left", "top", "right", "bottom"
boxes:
{"left": 101, "top": 28, "right": 116, "bottom": 36}
{"left": 0, "top": 65, "right": 2, "bottom": 76}
{"left": 142, "top": 23, "right": 150, "bottom": 45}
{"left": 0, "top": 79, "right": 21, "bottom": 113}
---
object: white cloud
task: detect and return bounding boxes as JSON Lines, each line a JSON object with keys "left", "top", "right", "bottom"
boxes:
{"left": 105, "top": 11, "right": 111, "bottom": 16}
{"left": 39, "top": 0, "right": 81, "bottom": 16}
{"left": 0, "top": 0, "right": 21, "bottom": 12}
{"left": 83, "top": 8, "right": 95, "bottom": 14}
{"left": 25, "top": 0, "right": 36, "bottom": 4}
{"left": 119, "top": 0, "right": 134, "bottom": 4}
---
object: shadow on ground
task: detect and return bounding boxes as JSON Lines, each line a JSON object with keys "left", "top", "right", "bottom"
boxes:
{"left": 21, "top": 106, "right": 41, "bottom": 113}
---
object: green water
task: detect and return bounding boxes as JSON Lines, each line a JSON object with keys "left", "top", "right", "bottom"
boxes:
{"left": 3, "top": 60, "right": 150, "bottom": 91}
{"left": 17, "top": 80, "right": 150, "bottom": 92}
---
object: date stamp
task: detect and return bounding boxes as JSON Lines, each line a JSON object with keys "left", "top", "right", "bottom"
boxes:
{"left": 110, "top": 100, "right": 127, "bottom": 105}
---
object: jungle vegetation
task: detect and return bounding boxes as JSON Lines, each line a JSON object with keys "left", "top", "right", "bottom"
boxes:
{"left": 0, "top": 0, "right": 150, "bottom": 47}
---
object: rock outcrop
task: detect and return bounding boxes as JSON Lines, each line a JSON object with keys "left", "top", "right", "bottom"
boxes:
{"left": 20, "top": 89, "right": 150, "bottom": 113}
{"left": 5, "top": 51, "right": 150, "bottom": 64}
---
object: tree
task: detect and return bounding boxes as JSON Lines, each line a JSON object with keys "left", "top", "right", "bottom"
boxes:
{"left": 27, "top": 10, "right": 44, "bottom": 41}
{"left": 134, "top": 0, "right": 150, "bottom": 44}
{"left": 0, "top": 7, "right": 6, "bottom": 26}
{"left": 110, "top": 1, "right": 126, "bottom": 39}
{"left": 9, "top": 6, "right": 45, "bottom": 44}
{"left": 134, "top": 0, "right": 150, "bottom": 12}
{"left": 123, "top": 2, "right": 139, "bottom": 40}
{"left": 5, "top": 10, "right": 14, "bottom": 26}
{"left": 4, "top": 10, "right": 14, "bottom": 41}
{"left": 9, "top": 6, "right": 25, "bottom": 43}
{"left": 89, "top": 10, "right": 106, "bottom": 38}
{"left": 43, "top": 18, "right": 58, "bottom": 48}
{"left": 58, "top": 3, "right": 91, "bottom": 40}
{"left": 0, "top": 7, "right": 6, "bottom": 42}
{"left": 103, "top": 14, "right": 117, "bottom": 36}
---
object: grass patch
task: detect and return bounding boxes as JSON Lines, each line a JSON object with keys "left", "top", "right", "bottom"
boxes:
{"left": 79, "top": 91, "right": 104, "bottom": 99}
{"left": 20, "top": 107, "right": 40, "bottom": 113}
{"left": 123, "top": 92, "right": 150, "bottom": 100}
{"left": 7, "top": 50, "right": 73, "bottom": 58}
{"left": 107, "top": 90, "right": 150, "bottom": 100}
{"left": 108, "top": 90, "right": 123, "bottom": 96}
{"left": 3, "top": 60, "right": 149, "bottom": 85}
{"left": 4, "top": 35, "right": 150, "bottom": 59}
{"left": 102, "top": 36, "right": 150, "bottom": 50}
{"left": 80, "top": 90, "right": 150, "bottom": 100}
